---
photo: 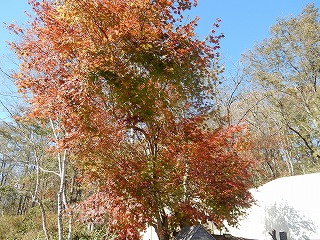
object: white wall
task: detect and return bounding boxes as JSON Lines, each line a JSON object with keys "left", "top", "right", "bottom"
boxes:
{"left": 141, "top": 226, "right": 158, "bottom": 240}
{"left": 227, "top": 173, "right": 320, "bottom": 240}
{"left": 142, "top": 173, "right": 320, "bottom": 240}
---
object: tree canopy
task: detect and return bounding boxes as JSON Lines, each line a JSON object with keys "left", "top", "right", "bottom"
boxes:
{"left": 10, "top": 0, "right": 255, "bottom": 239}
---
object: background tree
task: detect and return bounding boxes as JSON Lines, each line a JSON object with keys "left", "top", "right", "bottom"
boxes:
{"left": 0, "top": 102, "right": 85, "bottom": 239}
{"left": 0, "top": 110, "right": 56, "bottom": 238}
{"left": 241, "top": 4, "right": 320, "bottom": 176}
{"left": 11, "top": 0, "right": 255, "bottom": 239}
{"left": 204, "top": 68, "right": 288, "bottom": 182}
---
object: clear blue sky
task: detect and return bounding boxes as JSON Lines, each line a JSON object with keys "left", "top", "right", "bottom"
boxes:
{"left": 0, "top": 0, "right": 318, "bottom": 118}
{"left": 0, "top": 1, "right": 30, "bottom": 58}
{"left": 188, "top": 0, "right": 319, "bottom": 71}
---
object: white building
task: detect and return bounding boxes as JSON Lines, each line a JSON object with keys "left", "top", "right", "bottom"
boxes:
{"left": 227, "top": 173, "right": 320, "bottom": 240}
{"left": 142, "top": 173, "right": 320, "bottom": 239}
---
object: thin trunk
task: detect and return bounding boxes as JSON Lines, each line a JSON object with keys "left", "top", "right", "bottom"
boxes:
{"left": 183, "top": 158, "right": 189, "bottom": 202}
{"left": 50, "top": 119, "right": 67, "bottom": 240}
{"left": 31, "top": 155, "right": 40, "bottom": 208}
{"left": 22, "top": 195, "right": 29, "bottom": 214}
{"left": 284, "top": 149, "right": 294, "bottom": 176}
{"left": 67, "top": 211, "right": 73, "bottom": 240}
{"left": 269, "top": 229, "right": 277, "bottom": 240}
{"left": 39, "top": 201, "right": 50, "bottom": 240}
{"left": 0, "top": 161, "right": 7, "bottom": 186}
{"left": 287, "top": 125, "right": 316, "bottom": 161}
{"left": 57, "top": 150, "right": 67, "bottom": 240}
{"left": 66, "top": 171, "right": 79, "bottom": 240}
{"left": 32, "top": 144, "right": 50, "bottom": 237}
{"left": 57, "top": 190, "right": 64, "bottom": 240}
{"left": 17, "top": 195, "right": 23, "bottom": 215}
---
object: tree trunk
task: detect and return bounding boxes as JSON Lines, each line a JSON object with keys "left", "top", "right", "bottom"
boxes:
{"left": 50, "top": 119, "right": 67, "bottom": 240}
{"left": 22, "top": 195, "right": 29, "bottom": 214}
{"left": 33, "top": 149, "right": 50, "bottom": 239}
{"left": 57, "top": 191, "right": 64, "bottom": 240}
{"left": 17, "top": 195, "right": 23, "bottom": 215}
{"left": 155, "top": 212, "right": 170, "bottom": 240}
{"left": 39, "top": 201, "right": 50, "bottom": 240}
{"left": 67, "top": 211, "right": 73, "bottom": 240}
{"left": 57, "top": 150, "right": 67, "bottom": 240}
{"left": 269, "top": 229, "right": 277, "bottom": 240}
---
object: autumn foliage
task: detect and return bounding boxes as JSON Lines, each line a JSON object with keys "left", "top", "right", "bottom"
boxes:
{"left": 72, "top": 116, "right": 254, "bottom": 238}
{"left": 10, "top": 0, "right": 255, "bottom": 239}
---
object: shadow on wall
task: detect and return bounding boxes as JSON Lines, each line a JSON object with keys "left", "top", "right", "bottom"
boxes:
{"left": 264, "top": 202, "right": 318, "bottom": 240}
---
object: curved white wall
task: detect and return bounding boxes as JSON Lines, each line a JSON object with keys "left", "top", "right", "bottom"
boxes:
{"left": 228, "top": 173, "right": 320, "bottom": 240}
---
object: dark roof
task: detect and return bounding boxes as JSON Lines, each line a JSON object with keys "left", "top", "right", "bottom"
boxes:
{"left": 213, "top": 235, "right": 257, "bottom": 240}
{"left": 175, "top": 225, "right": 216, "bottom": 240}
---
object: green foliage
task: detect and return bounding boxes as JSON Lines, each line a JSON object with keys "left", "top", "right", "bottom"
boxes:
{"left": 72, "top": 224, "right": 117, "bottom": 240}
{"left": 0, "top": 209, "right": 119, "bottom": 240}
{"left": 0, "top": 209, "right": 56, "bottom": 239}
{"left": 241, "top": 4, "right": 320, "bottom": 176}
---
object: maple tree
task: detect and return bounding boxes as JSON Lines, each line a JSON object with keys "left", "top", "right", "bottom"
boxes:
{"left": 10, "top": 0, "right": 255, "bottom": 239}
